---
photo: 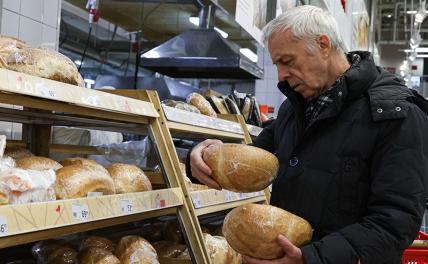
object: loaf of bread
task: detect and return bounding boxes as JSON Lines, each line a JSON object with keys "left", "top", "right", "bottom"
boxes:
{"left": 162, "top": 99, "right": 201, "bottom": 114}
{"left": 6, "top": 48, "right": 84, "bottom": 87}
{"left": 16, "top": 156, "right": 62, "bottom": 171}
{"left": 55, "top": 165, "right": 115, "bottom": 199}
{"left": 152, "top": 241, "right": 186, "bottom": 258}
{"left": 179, "top": 162, "right": 208, "bottom": 191}
{"left": 106, "top": 163, "right": 152, "bottom": 194}
{"left": 60, "top": 158, "right": 102, "bottom": 169}
{"left": 0, "top": 35, "right": 26, "bottom": 64}
{"left": 4, "top": 146, "right": 33, "bottom": 159}
{"left": 186, "top": 93, "right": 217, "bottom": 117}
{"left": 79, "top": 248, "right": 120, "bottom": 264}
{"left": 223, "top": 204, "right": 312, "bottom": 259}
{"left": 202, "top": 143, "right": 279, "bottom": 192}
{"left": 47, "top": 246, "right": 78, "bottom": 264}
{"left": 79, "top": 236, "right": 115, "bottom": 252}
{"left": 32, "top": 240, "right": 64, "bottom": 263}
{"left": 115, "top": 235, "right": 159, "bottom": 264}
{"left": 203, "top": 233, "right": 242, "bottom": 264}
{"left": 207, "top": 96, "right": 229, "bottom": 114}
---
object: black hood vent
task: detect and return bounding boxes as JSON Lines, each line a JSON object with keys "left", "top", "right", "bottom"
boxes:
{"left": 140, "top": 29, "right": 263, "bottom": 79}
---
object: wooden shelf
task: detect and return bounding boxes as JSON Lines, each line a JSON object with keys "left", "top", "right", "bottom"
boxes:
{"left": 167, "top": 121, "right": 245, "bottom": 141}
{"left": 0, "top": 188, "right": 182, "bottom": 248}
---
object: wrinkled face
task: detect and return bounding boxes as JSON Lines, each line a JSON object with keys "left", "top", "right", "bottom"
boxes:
{"left": 268, "top": 29, "right": 330, "bottom": 99}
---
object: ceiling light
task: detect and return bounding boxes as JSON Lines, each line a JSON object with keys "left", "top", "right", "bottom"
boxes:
{"left": 387, "top": 14, "right": 392, "bottom": 18}
{"left": 407, "top": 10, "right": 418, "bottom": 14}
{"left": 416, "top": 54, "right": 428, "bottom": 57}
{"left": 239, "top": 48, "right": 258, "bottom": 63}
{"left": 189, "top": 17, "right": 228, "bottom": 38}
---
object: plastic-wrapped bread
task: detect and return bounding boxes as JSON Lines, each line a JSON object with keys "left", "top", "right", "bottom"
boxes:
{"left": 202, "top": 143, "right": 279, "bottom": 192}
{"left": 0, "top": 168, "right": 56, "bottom": 204}
{"left": 161, "top": 99, "right": 201, "bottom": 114}
{"left": 32, "top": 240, "right": 64, "bottom": 263}
{"left": 4, "top": 146, "right": 33, "bottom": 159}
{"left": 115, "top": 235, "right": 160, "bottom": 264}
{"left": 55, "top": 165, "right": 115, "bottom": 199}
{"left": 6, "top": 48, "right": 84, "bottom": 87}
{"left": 79, "top": 236, "right": 115, "bottom": 252}
{"left": 106, "top": 163, "right": 152, "bottom": 194}
{"left": 152, "top": 241, "right": 186, "bottom": 258}
{"left": 186, "top": 93, "right": 217, "bottom": 117}
{"left": 79, "top": 248, "right": 120, "bottom": 264}
{"left": 16, "top": 156, "right": 63, "bottom": 171}
{"left": 47, "top": 246, "right": 78, "bottom": 264}
{"left": 203, "top": 233, "right": 242, "bottom": 264}
{"left": 223, "top": 204, "right": 312, "bottom": 259}
{"left": 0, "top": 35, "right": 26, "bottom": 65}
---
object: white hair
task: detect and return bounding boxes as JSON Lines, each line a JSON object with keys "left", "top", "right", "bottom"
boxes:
{"left": 262, "top": 5, "right": 348, "bottom": 53}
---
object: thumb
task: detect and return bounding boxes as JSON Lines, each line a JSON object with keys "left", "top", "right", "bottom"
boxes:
{"left": 277, "top": 235, "right": 300, "bottom": 257}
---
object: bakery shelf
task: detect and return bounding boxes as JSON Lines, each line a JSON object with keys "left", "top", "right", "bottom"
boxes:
{"left": 159, "top": 257, "right": 192, "bottom": 264}
{"left": 190, "top": 189, "right": 266, "bottom": 216}
{"left": 0, "top": 188, "right": 182, "bottom": 248}
{"left": 247, "top": 124, "right": 263, "bottom": 137}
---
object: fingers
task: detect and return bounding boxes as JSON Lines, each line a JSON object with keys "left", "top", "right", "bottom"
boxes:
{"left": 277, "top": 235, "right": 301, "bottom": 259}
{"left": 243, "top": 255, "right": 276, "bottom": 264}
{"left": 191, "top": 165, "right": 221, "bottom": 190}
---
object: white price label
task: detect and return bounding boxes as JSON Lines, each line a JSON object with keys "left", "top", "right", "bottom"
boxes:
{"left": 72, "top": 204, "right": 89, "bottom": 221}
{"left": 121, "top": 200, "right": 133, "bottom": 214}
{"left": 192, "top": 196, "right": 202, "bottom": 208}
{"left": 225, "top": 191, "right": 234, "bottom": 202}
{"left": 0, "top": 216, "right": 7, "bottom": 236}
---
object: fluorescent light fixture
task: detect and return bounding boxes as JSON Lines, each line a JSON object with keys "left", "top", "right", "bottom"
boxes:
{"left": 416, "top": 54, "right": 428, "bottom": 57}
{"left": 407, "top": 11, "right": 418, "bottom": 14}
{"left": 387, "top": 14, "right": 392, "bottom": 18}
{"left": 240, "top": 48, "right": 258, "bottom": 63}
{"left": 189, "top": 17, "right": 229, "bottom": 38}
{"left": 404, "top": 47, "right": 428, "bottom": 53}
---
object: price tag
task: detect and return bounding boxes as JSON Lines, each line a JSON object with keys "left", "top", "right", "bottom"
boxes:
{"left": 0, "top": 216, "right": 7, "bottom": 236}
{"left": 225, "top": 191, "right": 234, "bottom": 202}
{"left": 72, "top": 204, "right": 89, "bottom": 221}
{"left": 192, "top": 196, "right": 202, "bottom": 208}
{"left": 121, "top": 200, "right": 133, "bottom": 214}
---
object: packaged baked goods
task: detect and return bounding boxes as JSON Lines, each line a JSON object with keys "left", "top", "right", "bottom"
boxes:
{"left": 6, "top": 48, "right": 84, "bottom": 87}
{"left": 0, "top": 168, "right": 56, "bottom": 204}
{"left": 79, "top": 248, "right": 120, "bottom": 264}
{"left": 16, "top": 156, "right": 62, "bottom": 171}
{"left": 186, "top": 93, "right": 217, "bottom": 117}
{"left": 106, "top": 163, "right": 152, "bottom": 194}
{"left": 47, "top": 246, "right": 78, "bottom": 264}
{"left": 4, "top": 146, "right": 33, "bottom": 159}
{"left": 223, "top": 204, "right": 312, "bottom": 259}
{"left": 55, "top": 164, "right": 115, "bottom": 199}
{"left": 79, "top": 236, "right": 115, "bottom": 252}
{"left": 203, "top": 233, "right": 241, "bottom": 264}
{"left": 161, "top": 99, "right": 201, "bottom": 114}
{"left": 32, "top": 240, "right": 64, "bottom": 263}
{"left": 0, "top": 35, "right": 26, "bottom": 63}
{"left": 202, "top": 143, "right": 279, "bottom": 192}
{"left": 152, "top": 241, "right": 186, "bottom": 258}
{"left": 115, "top": 235, "right": 160, "bottom": 264}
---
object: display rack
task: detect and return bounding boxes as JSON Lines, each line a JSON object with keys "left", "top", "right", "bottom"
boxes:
{"left": 0, "top": 69, "right": 209, "bottom": 264}
{"left": 105, "top": 89, "right": 268, "bottom": 264}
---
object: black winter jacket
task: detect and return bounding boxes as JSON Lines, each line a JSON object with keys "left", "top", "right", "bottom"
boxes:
{"left": 252, "top": 51, "right": 428, "bottom": 264}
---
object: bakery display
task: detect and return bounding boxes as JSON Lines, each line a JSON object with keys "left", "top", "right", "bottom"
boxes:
{"left": 79, "top": 236, "right": 115, "bottom": 252}
{"left": 115, "top": 235, "right": 160, "bottom": 264}
{"left": 106, "top": 163, "right": 152, "bottom": 194}
{"left": 186, "top": 93, "right": 217, "bottom": 117}
{"left": 202, "top": 143, "right": 279, "bottom": 192}
{"left": 223, "top": 203, "right": 312, "bottom": 259}
{"left": 79, "top": 248, "right": 120, "bottom": 264}
{"left": 47, "top": 246, "right": 78, "bottom": 264}
{"left": 203, "top": 233, "right": 241, "bottom": 264}
{"left": 4, "top": 146, "right": 33, "bottom": 159}
{"left": 16, "top": 156, "right": 62, "bottom": 171}
{"left": 55, "top": 165, "right": 115, "bottom": 199}
{"left": 152, "top": 241, "right": 186, "bottom": 258}
{"left": 60, "top": 158, "right": 105, "bottom": 171}
{"left": 161, "top": 99, "right": 201, "bottom": 114}
{"left": 0, "top": 35, "right": 26, "bottom": 64}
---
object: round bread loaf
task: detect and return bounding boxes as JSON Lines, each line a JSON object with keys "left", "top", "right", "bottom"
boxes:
{"left": 152, "top": 241, "right": 186, "bottom": 258}
{"left": 115, "top": 235, "right": 159, "bottom": 264}
{"left": 47, "top": 246, "right": 78, "bottom": 264}
{"left": 55, "top": 164, "right": 115, "bottom": 199}
{"left": 79, "top": 236, "right": 115, "bottom": 252}
{"left": 203, "top": 233, "right": 242, "bottom": 264}
{"left": 0, "top": 35, "right": 26, "bottom": 64}
{"left": 79, "top": 248, "right": 119, "bottom": 264}
{"left": 186, "top": 93, "right": 217, "bottom": 117}
{"left": 106, "top": 163, "right": 152, "bottom": 194}
{"left": 222, "top": 204, "right": 312, "bottom": 259}
{"left": 202, "top": 143, "right": 279, "bottom": 192}
{"left": 6, "top": 48, "right": 84, "bottom": 87}
{"left": 4, "top": 146, "right": 33, "bottom": 159}
{"left": 60, "top": 158, "right": 102, "bottom": 169}
{"left": 16, "top": 156, "right": 62, "bottom": 171}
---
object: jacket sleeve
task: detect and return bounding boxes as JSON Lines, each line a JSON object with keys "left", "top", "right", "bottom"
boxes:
{"left": 251, "top": 118, "right": 277, "bottom": 152}
{"left": 301, "top": 104, "right": 428, "bottom": 264}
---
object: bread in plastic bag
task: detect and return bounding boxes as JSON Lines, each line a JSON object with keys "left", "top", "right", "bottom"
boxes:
{"left": 32, "top": 240, "right": 65, "bottom": 264}
{"left": 0, "top": 35, "right": 26, "bottom": 66}
{"left": 186, "top": 93, "right": 217, "bottom": 117}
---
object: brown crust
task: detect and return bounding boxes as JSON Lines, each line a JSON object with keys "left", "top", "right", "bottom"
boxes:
{"left": 80, "top": 236, "right": 115, "bottom": 252}
{"left": 115, "top": 235, "right": 159, "bottom": 264}
{"left": 223, "top": 204, "right": 313, "bottom": 259}
{"left": 106, "top": 163, "right": 152, "bottom": 194}
{"left": 79, "top": 248, "right": 119, "bottom": 264}
{"left": 187, "top": 93, "right": 217, "bottom": 117}
{"left": 15, "top": 156, "right": 62, "bottom": 171}
{"left": 203, "top": 143, "right": 279, "bottom": 192}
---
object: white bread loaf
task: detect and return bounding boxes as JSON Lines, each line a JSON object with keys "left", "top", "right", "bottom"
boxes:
{"left": 55, "top": 164, "right": 115, "bottom": 199}
{"left": 6, "top": 48, "right": 84, "bottom": 87}
{"left": 16, "top": 156, "right": 62, "bottom": 171}
{"left": 202, "top": 143, "right": 279, "bottom": 192}
{"left": 186, "top": 93, "right": 217, "bottom": 117}
{"left": 79, "top": 248, "right": 120, "bottom": 264}
{"left": 223, "top": 204, "right": 312, "bottom": 259}
{"left": 203, "top": 233, "right": 242, "bottom": 264}
{"left": 115, "top": 235, "right": 159, "bottom": 264}
{"left": 106, "top": 163, "right": 152, "bottom": 194}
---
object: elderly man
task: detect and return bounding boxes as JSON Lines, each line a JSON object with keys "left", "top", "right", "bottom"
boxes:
{"left": 187, "top": 5, "right": 428, "bottom": 264}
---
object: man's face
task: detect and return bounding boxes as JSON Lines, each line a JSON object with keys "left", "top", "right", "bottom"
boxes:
{"left": 268, "top": 30, "right": 330, "bottom": 99}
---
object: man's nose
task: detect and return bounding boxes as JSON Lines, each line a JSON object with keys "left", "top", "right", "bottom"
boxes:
{"left": 277, "top": 65, "right": 291, "bottom": 81}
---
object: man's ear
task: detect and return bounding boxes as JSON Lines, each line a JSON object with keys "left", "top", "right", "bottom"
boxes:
{"left": 317, "top": 34, "right": 332, "bottom": 58}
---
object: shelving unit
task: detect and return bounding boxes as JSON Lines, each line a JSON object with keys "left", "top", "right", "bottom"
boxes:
{"left": 105, "top": 89, "right": 268, "bottom": 264}
{"left": 0, "top": 69, "right": 209, "bottom": 264}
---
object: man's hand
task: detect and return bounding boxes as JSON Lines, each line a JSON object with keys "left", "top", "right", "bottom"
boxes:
{"left": 243, "top": 235, "right": 304, "bottom": 264}
{"left": 189, "top": 139, "right": 223, "bottom": 190}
